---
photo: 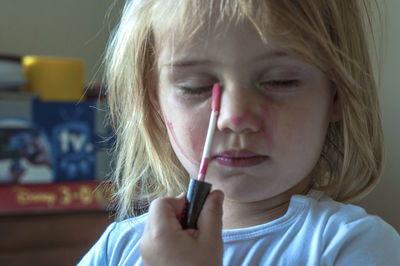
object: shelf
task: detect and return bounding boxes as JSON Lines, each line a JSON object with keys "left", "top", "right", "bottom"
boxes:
{"left": 0, "top": 210, "right": 112, "bottom": 266}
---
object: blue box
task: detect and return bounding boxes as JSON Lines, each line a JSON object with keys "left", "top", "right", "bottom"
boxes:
{"left": 0, "top": 94, "right": 112, "bottom": 184}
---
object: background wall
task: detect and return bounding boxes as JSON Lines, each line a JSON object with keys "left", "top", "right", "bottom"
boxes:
{"left": 0, "top": 1, "right": 398, "bottom": 231}
{"left": 358, "top": 0, "right": 400, "bottom": 232}
{"left": 0, "top": 0, "right": 124, "bottom": 84}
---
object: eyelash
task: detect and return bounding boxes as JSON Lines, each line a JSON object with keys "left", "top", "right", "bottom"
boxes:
{"left": 178, "top": 86, "right": 213, "bottom": 96}
{"left": 259, "top": 79, "right": 300, "bottom": 89}
{"left": 177, "top": 79, "right": 300, "bottom": 96}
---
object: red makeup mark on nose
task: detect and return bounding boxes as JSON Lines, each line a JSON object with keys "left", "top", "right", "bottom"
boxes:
{"left": 231, "top": 110, "right": 262, "bottom": 130}
{"left": 166, "top": 120, "right": 197, "bottom": 165}
{"left": 231, "top": 110, "right": 249, "bottom": 126}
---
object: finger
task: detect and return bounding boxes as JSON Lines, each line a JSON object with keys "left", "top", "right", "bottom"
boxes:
{"left": 177, "top": 192, "right": 186, "bottom": 199}
{"left": 146, "top": 196, "right": 187, "bottom": 234}
{"left": 197, "top": 190, "right": 224, "bottom": 240}
{"left": 176, "top": 192, "right": 187, "bottom": 221}
{"left": 141, "top": 196, "right": 187, "bottom": 259}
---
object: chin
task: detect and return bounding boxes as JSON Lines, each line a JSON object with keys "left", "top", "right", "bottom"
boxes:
{"left": 214, "top": 182, "right": 272, "bottom": 203}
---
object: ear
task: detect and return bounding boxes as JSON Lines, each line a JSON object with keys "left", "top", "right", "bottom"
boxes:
{"left": 329, "top": 86, "right": 342, "bottom": 123}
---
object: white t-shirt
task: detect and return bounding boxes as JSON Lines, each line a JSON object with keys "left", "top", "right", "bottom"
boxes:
{"left": 78, "top": 190, "right": 400, "bottom": 265}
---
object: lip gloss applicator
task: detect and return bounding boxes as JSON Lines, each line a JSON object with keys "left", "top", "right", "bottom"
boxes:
{"left": 181, "top": 83, "right": 222, "bottom": 229}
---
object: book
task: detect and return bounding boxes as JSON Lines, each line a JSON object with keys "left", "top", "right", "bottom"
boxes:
{"left": 0, "top": 97, "right": 113, "bottom": 184}
{"left": 0, "top": 180, "right": 113, "bottom": 214}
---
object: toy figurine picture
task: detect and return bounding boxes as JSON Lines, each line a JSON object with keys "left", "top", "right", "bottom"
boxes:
{"left": 0, "top": 100, "right": 98, "bottom": 184}
{"left": 0, "top": 120, "right": 52, "bottom": 183}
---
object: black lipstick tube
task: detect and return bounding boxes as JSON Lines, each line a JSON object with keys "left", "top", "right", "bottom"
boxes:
{"left": 180, "top": 179, "right": 212, "bottom": 229}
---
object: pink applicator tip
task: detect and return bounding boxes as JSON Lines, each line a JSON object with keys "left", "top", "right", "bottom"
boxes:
{"left": 212, "top": 83, "right": 221, "bottom": 112}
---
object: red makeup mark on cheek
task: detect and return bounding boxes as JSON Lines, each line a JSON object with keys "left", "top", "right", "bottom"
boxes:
{"left": 166, "top": 120, "right": 198, "bottom": 165}
{"left": 189, "top": 125, "right": 207, "bottom": 161}
{"left": 261, "top": 102, "right": 274, "bottom": 150}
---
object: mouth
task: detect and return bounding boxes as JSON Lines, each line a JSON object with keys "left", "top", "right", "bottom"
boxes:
{"left": 213, "top": 150, "right": 268, "bottom": 168}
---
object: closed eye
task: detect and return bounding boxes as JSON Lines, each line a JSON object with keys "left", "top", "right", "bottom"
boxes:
{"left": 260, "top": 80, "right": 300, "bottom": 88}
{"left": 177, "top": 85, "right": 213, "bottom": 96}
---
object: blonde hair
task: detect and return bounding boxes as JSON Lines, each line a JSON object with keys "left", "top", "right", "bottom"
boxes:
{"left": 105, "top": 0, "right": 384, "bottom": 220}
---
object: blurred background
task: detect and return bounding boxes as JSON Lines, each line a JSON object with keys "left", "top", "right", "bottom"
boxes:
{"left": 0, "top": 0, "right": 122, "bottom": 85}
{"left": 0, "top": 0, "right": 398, "bottom": 265}
{"left": 357, "top": 0, "right": 400, "bottom": 235}
{"left": 0, "top": 1, "right": 123, "bottom": 265}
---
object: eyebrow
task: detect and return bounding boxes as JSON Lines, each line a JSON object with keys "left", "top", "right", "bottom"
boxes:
{"left": 161, "top": 59, "right": 214, "bottom": 68}
{"left": 253, "top": 50, "right": 289, "bottom": 62}
{"left": 161, "top": 49, "right": 290, "bottom": 68}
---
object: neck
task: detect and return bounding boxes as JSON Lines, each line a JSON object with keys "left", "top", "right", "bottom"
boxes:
{"left": 222, "top": 177, "right": 311, "bottom": 229}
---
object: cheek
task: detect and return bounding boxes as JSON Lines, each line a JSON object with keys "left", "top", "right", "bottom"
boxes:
{"left": 260, "top": 101, "right": 276, "bottom": 151}
{"left": 189, "top": 122, "right": 208, "bottom": 160}
{"left": 165, "top": 119, "right": 197, "bottom": 164}
{"left": 273, "top": 99, "right": 330, "bottom": 157}
{"left": 164, "top": 105, "right": 210, "bottom": 165}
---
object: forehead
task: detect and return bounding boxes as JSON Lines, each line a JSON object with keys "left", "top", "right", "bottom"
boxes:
{"left": 151, "top": 0, "right": 327, "bottom": 73}
{"left": 151, "top": 1, "right": 271, "bottom": 55}
{"left": 155, "top": 18, "right": 299, "bottom": 70}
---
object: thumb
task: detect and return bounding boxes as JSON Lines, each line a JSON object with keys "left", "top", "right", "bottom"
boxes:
{"left": 197, "top": 190, "right": 224, "bottom": 239}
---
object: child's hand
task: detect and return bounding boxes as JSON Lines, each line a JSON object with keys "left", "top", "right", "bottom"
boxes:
{"left": 140, "top": 190, "right": 224, "bottom": 266}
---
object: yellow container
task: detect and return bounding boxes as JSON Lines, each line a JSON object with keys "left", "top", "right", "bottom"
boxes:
{"left": 22, "top": 56, "right": 84, "bottom": 101}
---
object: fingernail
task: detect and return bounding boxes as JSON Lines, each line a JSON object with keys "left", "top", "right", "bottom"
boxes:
{"left": 216, "top": 192, "right": 224, "bottom": 205}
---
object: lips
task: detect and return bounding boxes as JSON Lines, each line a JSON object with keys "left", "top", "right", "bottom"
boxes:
{"left": 213, "top": 150, "right": 267, "bottom": 168}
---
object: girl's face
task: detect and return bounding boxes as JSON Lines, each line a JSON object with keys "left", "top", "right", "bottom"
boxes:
{"left": 156, "top": 19, "right": 339, "bottom": 203}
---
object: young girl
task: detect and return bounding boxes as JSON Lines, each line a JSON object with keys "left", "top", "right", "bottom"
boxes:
{"left": 80, "top": 0, "right": 400, "bottom": 265}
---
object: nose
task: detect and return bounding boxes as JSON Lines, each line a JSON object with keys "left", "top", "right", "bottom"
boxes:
{"left": 217, "top": 85, "right": 262, "bottom": 134}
